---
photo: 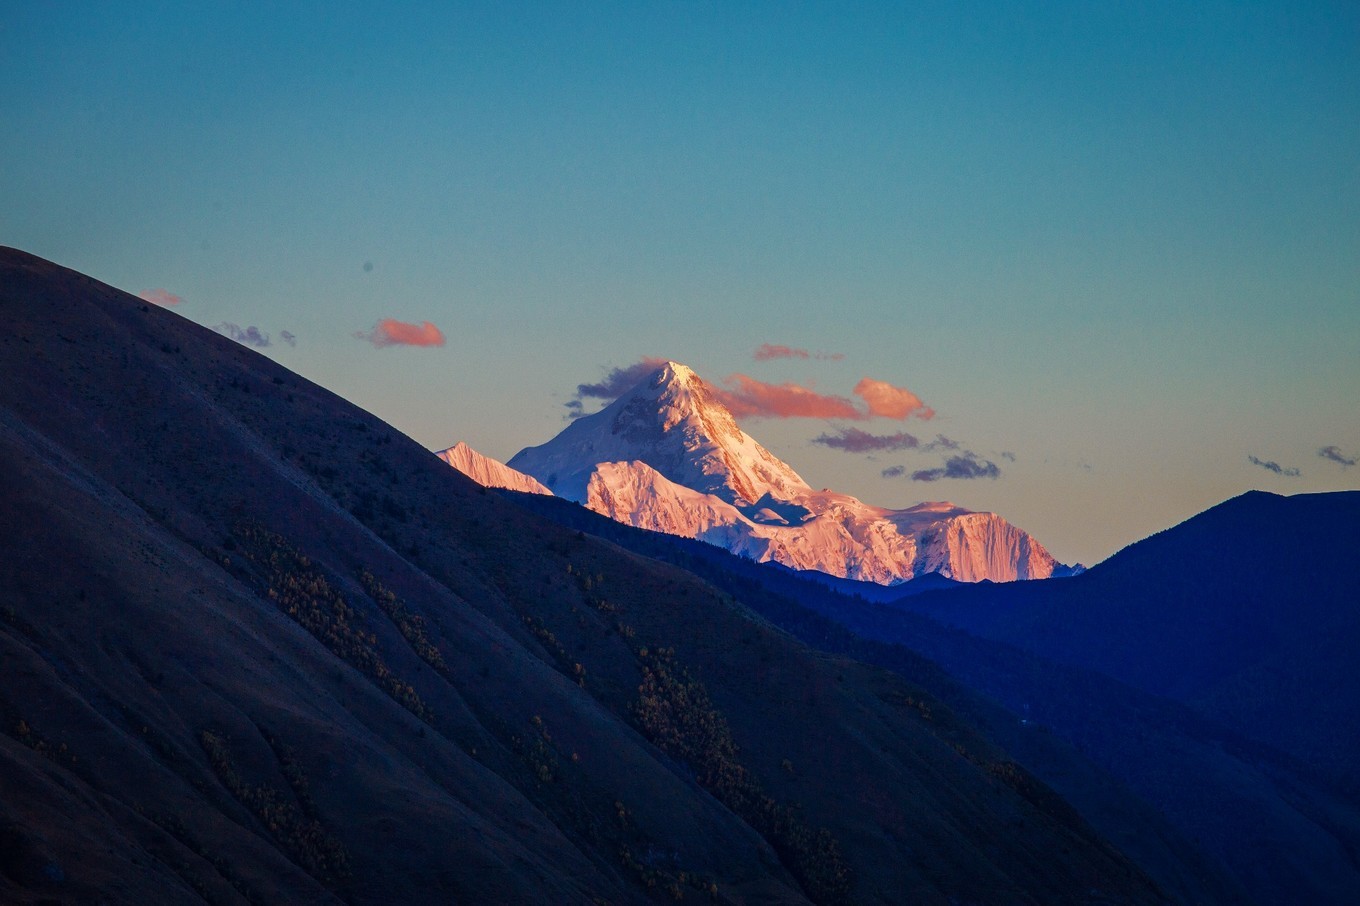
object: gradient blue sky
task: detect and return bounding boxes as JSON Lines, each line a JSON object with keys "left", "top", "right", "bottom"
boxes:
{"left": 4, "top": 2, "right": 1357, "bottom": 565}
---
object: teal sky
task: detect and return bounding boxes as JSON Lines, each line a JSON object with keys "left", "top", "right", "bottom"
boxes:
{"left": 4, "top": 2, "right": 1358, "bottom": 566}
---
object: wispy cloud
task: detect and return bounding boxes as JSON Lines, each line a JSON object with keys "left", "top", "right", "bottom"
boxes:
{"left": 1318, "top": 445, "right": 1356, "bottom": 468}
{"left": 354, "top": 318, "right": 446, "bottom": 348}
{"left": 564, "top": 356, "right": 669, "bottom": 417}
{"left": 280, "top": 330, "right": 297, "bottom": 347}
{"left": 139, "top": 289, "right": 183, "bottom": 307}
{"left": 213, "top": 323, "right": 271, "bottom": 348}
{"left": 910, "top": 452, "right": 1002, "bottom": 482}
{"left": 812, "top": 427, "right": 921, "bottom": 453}
{"left": 829, "top": 430, "right": 981, "bottom": 462}
{"left": 576, "top": 357, "right": 669, "bottom": 401}
{"left": 753, "top": 343, "right": 844, "bottom": 362}
{"left": 880, "top": 435, "right": 1008, "bottom": 480}
{"left": 1248, "top": 455, "right": 1301, "bottom": 477}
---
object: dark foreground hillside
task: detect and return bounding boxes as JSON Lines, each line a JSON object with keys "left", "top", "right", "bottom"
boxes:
{"left": 503, "top": 489, "right": 1360, "bottom": 905}
{"left": 889, "top": 489, "right": 1360, "bottom": 794}
{"left": 0, "top": 247, "right": 1164, "bottom": 904}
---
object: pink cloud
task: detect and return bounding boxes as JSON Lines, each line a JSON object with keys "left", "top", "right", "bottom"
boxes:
{"left": 139, "top": 289, "right": 183, "bottom": 307}
{"left": 752, "top": 343, "right": 844, "bottom": 362}
{"left": 853, "top": 378, "right": 933, "bottom": 420}
{"left": 355, "top": 318, "right": 446, "bottom": 348}
{"left": 712, "top": 374, "right": 931, "bottom": 421}
{"left": 713, "top": 374, "right": 863, "bottom": 420}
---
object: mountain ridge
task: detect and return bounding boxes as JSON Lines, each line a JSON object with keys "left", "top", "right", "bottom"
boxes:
{"left": 886, "top": 487, "right": 1360, "bottom": 793}
{"left": 477, "top": 362, "right": 1075, "bottom": 583}
{"left": 436, "top": 440, "right": 552, "bottom": 495}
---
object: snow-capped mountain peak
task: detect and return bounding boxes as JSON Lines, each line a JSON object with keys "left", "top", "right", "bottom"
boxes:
{"left": 450, "top": 361, "right": 1074, "bottom": 585}
{"left": 509, "top": 360, "right": 810, "bottom": 507}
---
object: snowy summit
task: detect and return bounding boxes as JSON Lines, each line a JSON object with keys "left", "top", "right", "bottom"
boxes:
{"left": 446, "top": 361, "right": 1073, "bottom": 585}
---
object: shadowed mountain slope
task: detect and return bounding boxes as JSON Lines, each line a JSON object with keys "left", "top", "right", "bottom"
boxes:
{"left": 888, "top": 490, "right": 1360, "bottom": 792}
{"left": 0, "top": 247, "right": 1164, "bottom": 904}
{"left": 503, "top": 489, "right": 1360, "bottom": 905}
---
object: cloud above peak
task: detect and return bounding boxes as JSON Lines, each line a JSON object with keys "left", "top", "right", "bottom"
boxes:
{"left": 565, "top": 357, "right": 670, "bottom": 417}
{"left": 753, "top": 343, "right": 844, "bottom": 362}
{"left": 355, "top": 318, "right": 446, "bottom": 348}
{"left": 576, "top": 357, "right": 669, "bottom": 401}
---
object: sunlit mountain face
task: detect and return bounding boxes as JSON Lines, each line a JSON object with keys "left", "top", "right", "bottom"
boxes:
{"left": 439, "top": 361, "right": 1073, "bottom": 584}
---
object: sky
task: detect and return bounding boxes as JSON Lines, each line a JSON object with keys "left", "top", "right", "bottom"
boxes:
{"left": 3, "top": 1, "right": 1357, "bottom": 566}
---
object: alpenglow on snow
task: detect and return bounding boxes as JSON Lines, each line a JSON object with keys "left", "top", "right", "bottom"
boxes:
{"left": 440, "top": 362, "right": 1074, "bottom": 585}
